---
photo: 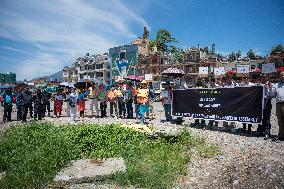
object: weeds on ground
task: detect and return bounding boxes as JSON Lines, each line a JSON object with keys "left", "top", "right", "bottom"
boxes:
{"left": 0, "top": 122, "right": 80, "bottom": 188}
{"left": 0, "top": 123, "right": 217, "bottom": 189}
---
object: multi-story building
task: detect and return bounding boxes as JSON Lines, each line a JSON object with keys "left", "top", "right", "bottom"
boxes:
{"left": 267, "top": 52, "right": 284, "bottom": 68}
{"left": 137, "top": 46, "right": 219, "bottom": 83}
{"left": 63, "top": 53, "right": 110, "bottom": 83}
{"left": 0, "top": 72, "right": 16, "bottom": 83}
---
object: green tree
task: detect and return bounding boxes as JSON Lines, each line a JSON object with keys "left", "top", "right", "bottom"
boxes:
{"left": 216, "top": 53, "right": 223, "bottom": 60}
{"left": 147, "top": 40, "right": 156, "bottom": 53}
{"left": 169, "top": 46, "right": 183, "bottom": 63}
{"left": 271, "top": 44, "right": 284, "bottom": 54}
{"left": 236, "top": 50, "right": 241, "bottom": 58}
{"left": 155, "top": 29, "right": 177, "bottom": 54}
{"left": 247, "top": 49, "right": 256, "bottom": 60}
{"left": 210, "top": 44, "right": 216, "bottom": 54}
{"left": 228, "top": 52, "right": 236, "bottom": 61}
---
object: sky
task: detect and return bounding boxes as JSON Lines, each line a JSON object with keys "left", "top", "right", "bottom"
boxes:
{"left": 0, "top": 0, "right": 283, "bottom": 80}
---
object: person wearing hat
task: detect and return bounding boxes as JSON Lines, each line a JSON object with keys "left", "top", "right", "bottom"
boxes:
{"left": 137, "top": 80, "right": 149, "bottom": 124}
{"left": 272, "top": 71, "right": 284, "bottom": 141}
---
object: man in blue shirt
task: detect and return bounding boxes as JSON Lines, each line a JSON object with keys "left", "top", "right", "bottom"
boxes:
{"left": 1, "top": 89, "right": 13, "bottom": 123}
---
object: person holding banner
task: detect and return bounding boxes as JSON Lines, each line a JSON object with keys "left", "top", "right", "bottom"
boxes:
{"left": 222, "top": 77, "right": 236, "bottom": 130}
{"left": 193, "top": 78, "right": 206, "bottom": 127}
{"left": 272, "top": 72, "right": 284, "bottom": 141}
{"left": 208, "top": 78, "right": 219, "bottom": 129}
{"left": 257, "top": 77, "right": 273, "bottom": 139}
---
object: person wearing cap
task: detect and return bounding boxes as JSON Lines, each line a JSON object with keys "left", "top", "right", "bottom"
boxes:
{"left": 272, "top": 71, "right": 284, "bottom": 141}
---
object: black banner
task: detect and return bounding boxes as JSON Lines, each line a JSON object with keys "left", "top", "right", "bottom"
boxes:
{"left": 172, "top": 86, "right": 264, "bottom": 123}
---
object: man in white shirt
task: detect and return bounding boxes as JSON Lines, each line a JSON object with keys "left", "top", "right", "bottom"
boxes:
{"left": 272, "top": 72, "right": 284, "bottom": 141}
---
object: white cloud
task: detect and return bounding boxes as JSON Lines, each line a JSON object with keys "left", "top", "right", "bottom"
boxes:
{"left": 0, "top": 0, "right": 149, "bottom": 80}
{"left": 0, "top": 46, "right": 28, "bottom": 54}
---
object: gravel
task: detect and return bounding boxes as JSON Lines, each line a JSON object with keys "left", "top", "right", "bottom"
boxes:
{"left": 1, "top": 99, "right": 284, "bottom": 189}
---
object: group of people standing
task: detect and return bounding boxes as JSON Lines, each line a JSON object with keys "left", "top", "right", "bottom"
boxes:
{"left": 0, "top": 80, "right": 156, "bottom": 124}
{"left": 86, "top": 80, "right": 155, "bottom": 124}
{"left": 1, "top": 73, "right": 284, "bottom": 142}
{"left": 162, "top": 74, "right": 283, "bottom": 142}
{"left": 1, "top": 86, "right": 52, "bottom": 123}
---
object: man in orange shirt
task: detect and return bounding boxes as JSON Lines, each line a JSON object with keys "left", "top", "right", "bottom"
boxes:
{"left": 107, "top": 86, "right": 118, "bottom": 117}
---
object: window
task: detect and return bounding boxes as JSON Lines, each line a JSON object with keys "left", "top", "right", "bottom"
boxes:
{"left": 185, "top": 66, "right": 192, "bottom": 73}
{"left": 119, "top": 51, "right": 126, "bottom": 59}
{"left": 96, "top": 64, "right": 103, "bottom": 69}
{"left": 96, "top": 72, "right": 103, "bottom": 78}
{"left": 152, "top": 67, "right": 157, "bottom": 74}
{"left": 152, "top": 57, "right": 157, "bottom": 64}
{"left": 89, "top": 73, "right": 94, "bottom": 78}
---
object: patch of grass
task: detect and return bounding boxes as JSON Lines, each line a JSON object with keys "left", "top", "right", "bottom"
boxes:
{"left": 0, "top": 122, "right": 80, "bottom": 188}
{"left": 0, "top": 123, "right": 217, "bottom": 189}
{"left": 113, "top": 133, "right": 191, "bottom": 188}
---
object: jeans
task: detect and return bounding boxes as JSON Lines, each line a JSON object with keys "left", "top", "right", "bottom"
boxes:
{"left": 135, "top": 104, "right": 140, "bottom": 118}
{"left": 163, "top": 104, "right": 172, "bottom": 121}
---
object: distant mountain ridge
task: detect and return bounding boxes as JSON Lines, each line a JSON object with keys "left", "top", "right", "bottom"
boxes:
{"left": 31, "top": 70, "right": 63, "bottom": 82}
